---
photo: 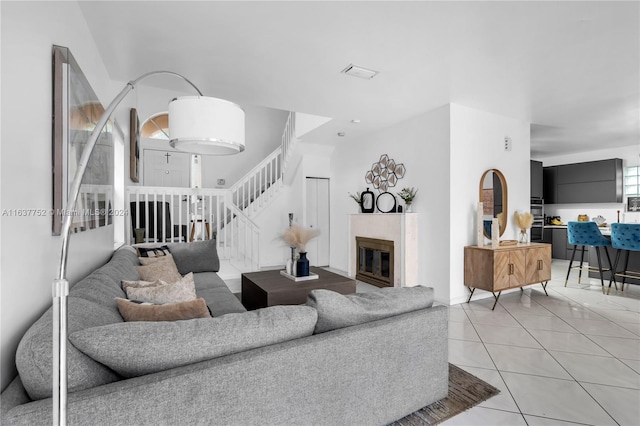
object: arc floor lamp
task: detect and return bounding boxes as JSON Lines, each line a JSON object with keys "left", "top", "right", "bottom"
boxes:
{"left": 53, "top": 70, "right": 245, "bottom": 425}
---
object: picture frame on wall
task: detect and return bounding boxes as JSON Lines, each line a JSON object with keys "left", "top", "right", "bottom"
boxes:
{"left": 52, "top": 45, "right": 114, "bottom": 235}
{"left": 130, "top": 108, "right": 140, "bottom": 183}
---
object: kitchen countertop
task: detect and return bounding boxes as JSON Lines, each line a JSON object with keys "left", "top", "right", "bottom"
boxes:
{"left": 544, "top": 224, "right": 611, "bottom": 236}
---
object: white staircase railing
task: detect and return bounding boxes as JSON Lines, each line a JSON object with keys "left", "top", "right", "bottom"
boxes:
{"left": 125, "top": 186, "right": 260, "bottom": 270}
{"left": 124, "top": 111, "right": 297, "bottom": 272}
{"left": 230, "top": 111, "right": 297, "bottom": 217}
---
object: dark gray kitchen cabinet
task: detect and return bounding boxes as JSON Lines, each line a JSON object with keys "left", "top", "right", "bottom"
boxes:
{"left": 551, "top": 228, "right": 567, "bottom": 259}
{"left": 531, "top": 160, "right": 543, "bottom": 199}
{"left": 543, "top": 159, "right": 622, "bottom": 204}
{"left": 543, "top": 166, "right": 557, "bottom": 204}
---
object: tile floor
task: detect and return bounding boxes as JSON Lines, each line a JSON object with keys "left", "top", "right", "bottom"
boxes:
{"left": 443, "top": 259, "right": 640, "bottom": 426}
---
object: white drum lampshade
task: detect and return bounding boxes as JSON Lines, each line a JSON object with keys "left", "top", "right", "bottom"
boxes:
{"left": 169, "top": 96, "right": 245, "bottom": 155}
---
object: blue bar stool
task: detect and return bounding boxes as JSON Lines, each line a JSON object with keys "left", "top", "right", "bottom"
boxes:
{"left": 609, "top": 223, "right": 640, "bottom": 293}
{"left": 565, "top": 221, "right": 614, "bottom": 294}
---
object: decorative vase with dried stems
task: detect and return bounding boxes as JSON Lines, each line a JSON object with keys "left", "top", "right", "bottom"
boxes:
{"left": 514, "top": 211, "right": 534, "bottom": 243}
{"left": 282, "top": 224, "right": 320, "bottom": 277}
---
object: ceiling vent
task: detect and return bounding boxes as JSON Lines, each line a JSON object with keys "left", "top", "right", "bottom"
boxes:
{"left": 341, "top": 64, "right": 378, "bottom": 79}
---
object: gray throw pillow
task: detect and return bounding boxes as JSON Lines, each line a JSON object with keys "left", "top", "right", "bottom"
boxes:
{"left": 69, "top": 305, "right": 317, "bottom": 377}
{"left": 167, "top": 238, "right": 220, "bottom": 274}
{"left": 307, "top": 286, "right": 435, "bottom": 333}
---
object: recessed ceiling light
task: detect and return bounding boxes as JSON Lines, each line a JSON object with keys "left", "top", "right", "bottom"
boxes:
{"left": 351, "top": 119, "right": 361, "bottom": 124}
{"left": 341, "top": 64, "right": 378, "bottom": 79}
{"left": 337, "top": 132, "right": 346, "bottom": 137}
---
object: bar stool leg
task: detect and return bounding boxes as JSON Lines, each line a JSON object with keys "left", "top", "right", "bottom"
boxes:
{"left": 595, "top": 247, "right": 606, "bottom": 294}
{"left": 622, "top": 249, "right": 631, "bottom": 292}
{"left": 578, "top": 245, "right": 586, "bottom": 283}
{"left": 604, "top": 247, "right": 617, "bottom": 294}
{"left": 609, "top": 248, "right": 622, "bottom": 294}
{"left": 565, "top": 245, "right": 579, "bottom": 287}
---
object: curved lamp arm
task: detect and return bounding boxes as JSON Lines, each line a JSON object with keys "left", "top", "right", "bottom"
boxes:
{"left": 53, "top": 71, "right": 203, "bottom": 426}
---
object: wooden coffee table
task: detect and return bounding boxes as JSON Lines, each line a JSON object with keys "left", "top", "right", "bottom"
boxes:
{"left": 241, "top": 267, "right": 356, "bottom": 310}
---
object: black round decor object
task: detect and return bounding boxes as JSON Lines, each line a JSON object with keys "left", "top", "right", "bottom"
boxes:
{"left": 376, "top": 192, "right": 397, "bottom": 213}
{"left": 360, "top": 187, "right": 375, "bottom": 213}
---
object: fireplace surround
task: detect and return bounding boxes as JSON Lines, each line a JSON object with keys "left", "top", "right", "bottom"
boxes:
{"left": 349, "top": 213, "right": 418, "bottom": 287}
{"left": 356, "top": 237, "right": 394, "bottom": 287}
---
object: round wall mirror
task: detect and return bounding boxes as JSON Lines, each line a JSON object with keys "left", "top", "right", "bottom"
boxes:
{"left": 479, "top": 169, "right": 508, "bottom": 238}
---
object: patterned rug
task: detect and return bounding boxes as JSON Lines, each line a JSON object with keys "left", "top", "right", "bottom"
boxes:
{"left": 390, "top": 364, "right": 500, "bottom": 425}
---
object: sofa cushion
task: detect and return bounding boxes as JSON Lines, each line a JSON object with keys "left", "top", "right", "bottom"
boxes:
{"left": 124, "top": 273, "right": 197, "bottom": 304}
{"left": 168, "top": 238, "right": 220, "bottom": 274}
{"left": 137, "top": 255, "right": 182, "bottom": 283}
{"left": 15, "top": 247, "right": 139, "bottom": 400}
{"left": 69, "top": 305, "right": 317, "bottom": 378}
{"left": 307, "top": 286, "right": 435, "bottom": 333}
{"left": 16, "top": 297, "right": 123, "bottom": 400}
{"left": 116, "top": 297, "right": 211, "bottom": 322}
{"left": 193, "top": 272, "right": 247, "bottom": 316}
{"left": 137, "top": 245, "right": 170, "bottom": 258}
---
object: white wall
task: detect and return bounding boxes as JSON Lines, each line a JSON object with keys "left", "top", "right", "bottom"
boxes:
{"left": 330, "top": 105, "right": 452, "bottom": 304}
{"left": 329, "top": 103, "right": 530, "bottom": 305}
{"left": 0, "top": 1, "right": 122, "bottom": 391}
{"left": 535, "top": 145, "right": 640, "bottom": 224}
{"left": 449, "top": 104, "right": 531, "bottom": 304}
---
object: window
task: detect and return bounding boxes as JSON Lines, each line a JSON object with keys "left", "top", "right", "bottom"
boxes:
{"left": 625, "top": 166, "right": 640, "bottom": 196}
{"left": 141, "top": 113, "right": 169, "bottom": 139}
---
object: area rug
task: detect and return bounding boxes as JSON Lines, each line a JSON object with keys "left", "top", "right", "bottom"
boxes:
{"left": 389, "top": 363, "right": 500, "bottom": 425}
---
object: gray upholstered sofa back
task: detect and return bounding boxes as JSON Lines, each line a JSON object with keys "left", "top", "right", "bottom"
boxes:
{"left": 15, "top": 247, "right": 140, "bottom": 400}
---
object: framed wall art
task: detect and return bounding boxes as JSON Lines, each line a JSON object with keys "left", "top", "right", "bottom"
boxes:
{"left": 130, "top": 108, "right": 140, "bottom": 183}
{"left": 52, "top": 45, "right": 113, "bottom": 235}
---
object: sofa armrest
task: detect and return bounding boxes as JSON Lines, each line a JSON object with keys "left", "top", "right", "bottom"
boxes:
{"left": 3, "top": 305, "right": 448, "bottom": 426}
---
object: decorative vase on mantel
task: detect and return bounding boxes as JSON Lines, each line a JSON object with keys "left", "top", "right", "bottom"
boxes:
{"left": 296, "top": 252, "right": 310, "bottom": 277}
{"left": 405, "top": 203, "right": 412, "bottom": 213}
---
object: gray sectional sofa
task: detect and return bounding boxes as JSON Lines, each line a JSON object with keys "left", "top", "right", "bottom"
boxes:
{"left": 1, "top": 243, "right": 448, "bottom": 425}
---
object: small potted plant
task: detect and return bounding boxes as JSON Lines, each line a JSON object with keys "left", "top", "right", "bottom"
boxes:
{"left": 397, "top": 187, "right": 418, "bottom": 212}
{"left": 348, "top": 192, "right": 362, "bottom": 212}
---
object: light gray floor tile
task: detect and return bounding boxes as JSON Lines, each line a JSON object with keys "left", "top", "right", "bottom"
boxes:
{"left": 620, "top": 358, "right": 640, "bottom": 374}
{"left": 448, "top": 339, "right": 495, "bottom": 369}
{"left": 509, "top": 313, "right": 577, "bottom": 333}
{"left": 581, "top": 382, "right": 640, "bottom": 426}
{"left": 550, "top": 351, "right": 640, "bottom": 389}
{"left": 448, "top": 321, "right": 480, "bottom": 342}
{"left": 561, "top": 318, "right": 638, "bottom": 338}
{"left": 462, "top": 310, "right": 521, "bottom": 327}
{"left": 587, "top": 335, "right": 640, "bottom": 360}
{"left": 448, "top": 307, "right": 471, "bottom": 323}
{"left": 484, "top": 344, "right": 571, "bottom": 379}
{"left": 440, "top": 406, "right": 527, "bottom": 425}
{"left": 500, "top": 372, "right": 616, "bottom": 425}
{"left": 523, "top": 414, "right": 591, "bottom": 425}
{"left": 618, "top": 321, "right": 640, "bottom": 337}
{"left": 527, "top": 329, "right": 610, "bottom": 356}
{"left": 458, "top": 366, "right": 519, "bottom": 412}
{"left": 474, "top": 324, "right": 542, "bottom": 348}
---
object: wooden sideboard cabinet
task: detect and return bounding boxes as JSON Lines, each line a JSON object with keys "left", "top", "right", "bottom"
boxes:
{"left": 464, "top": 243, "right": 552, "bottom": 309}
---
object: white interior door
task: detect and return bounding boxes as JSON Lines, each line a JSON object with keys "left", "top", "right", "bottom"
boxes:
{"left": 306, "top": 177, "right": 330, "bottom": 266}
{"left": 143, "top": 149, "right": 190, "bottom": 187}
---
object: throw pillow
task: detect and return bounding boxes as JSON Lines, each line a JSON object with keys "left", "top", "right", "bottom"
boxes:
{"left": 115, "top": 297, "right": 211, "bottom": 322}
{"left": 307, "top": 286, "right": 435, "bottom": 333}
{"left": 125, "top": 273, "right": 197, "bottom": 304}
{"left": 137, "top": 255, "right": 182, "bottom": 283}
{"left": 167, "top": 238, "right": 220, "bottom": 274}
{"left": 70, "top": 305, "right": 318, "bottom": 377}
{"left": 137, "top": 245, "right": 170, "bottom": 258}
{"left": 138, "top": 252, "right": 176, "bottom": 266}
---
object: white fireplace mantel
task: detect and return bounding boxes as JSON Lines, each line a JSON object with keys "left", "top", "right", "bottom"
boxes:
{"left": 348, "top": 213, "right": 418, "bottom": 287}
